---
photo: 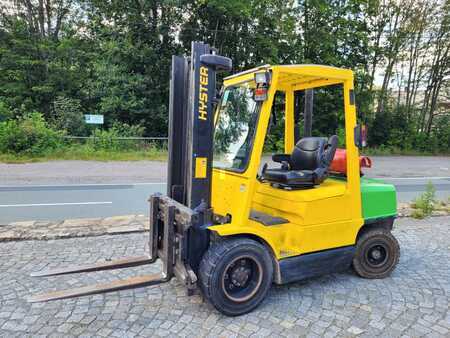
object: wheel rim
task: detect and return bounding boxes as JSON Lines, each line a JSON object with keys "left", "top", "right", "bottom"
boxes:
{"left": 365, "top": 242, "right": 389, "bottom": 268}
{"left": 221, "top": 255, "right": 263, "bottom": 303}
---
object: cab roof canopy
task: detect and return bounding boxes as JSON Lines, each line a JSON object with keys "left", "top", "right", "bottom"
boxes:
{"left": 224, "top": 64, "right": 353, "bottom": 91}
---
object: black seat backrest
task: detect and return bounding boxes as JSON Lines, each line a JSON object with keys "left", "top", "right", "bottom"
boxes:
{"left": 290, "top": 135, "right": 338, "bottom": 172}
{"left": 290, "top": 137, "right": 326, "bottom": 170}
{"left": 265, "top": 135, "right": 339, "bottom": 187}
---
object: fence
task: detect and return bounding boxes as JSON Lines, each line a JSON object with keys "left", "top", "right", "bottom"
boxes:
{"left": 63, "top": 136, "right": 168, "bottom": 141}
{"left": 63, "top": 136, "right": 169, "bottom": 151}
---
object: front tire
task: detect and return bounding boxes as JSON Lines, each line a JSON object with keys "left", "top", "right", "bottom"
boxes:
{"left": 353, "top": 229, "right": 400, "bottom": 279}
{"left": 198, "top": 238, "right": 273, "bottom": 316}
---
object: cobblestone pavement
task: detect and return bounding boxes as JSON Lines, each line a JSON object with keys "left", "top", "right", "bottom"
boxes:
{"left": 0, "top": 217, "right": 449, "bottom": 337}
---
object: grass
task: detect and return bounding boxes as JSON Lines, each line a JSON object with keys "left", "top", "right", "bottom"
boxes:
{"left": 362, "top": 146, "right": 449, "bottom": 156}
{"left": 409, "top": 182, "right": 450, "bottom": 219}
{"left": 410, "top": 182, "right": 436, "bottom": 219}
{"left": 0, "top": 146, "right": 168, "bottom": 163}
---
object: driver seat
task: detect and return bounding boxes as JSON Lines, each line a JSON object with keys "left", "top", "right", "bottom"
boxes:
{"left": 262, "top": 136, "right": 338, "bottom": 189}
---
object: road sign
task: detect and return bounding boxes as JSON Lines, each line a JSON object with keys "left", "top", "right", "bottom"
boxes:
{"left": 84, "top": 114, "right": 104, "bottom": 124}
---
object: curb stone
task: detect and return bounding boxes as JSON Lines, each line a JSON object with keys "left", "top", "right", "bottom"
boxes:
{"left": 0, "top": 215, "right": 149, "bottom": 242}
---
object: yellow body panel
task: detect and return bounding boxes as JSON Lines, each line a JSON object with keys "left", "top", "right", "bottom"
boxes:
{"left": 210, "top": 64, "right": 364, "bottom": 260}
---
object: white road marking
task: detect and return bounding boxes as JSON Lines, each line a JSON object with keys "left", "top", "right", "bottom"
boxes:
{"left": 0, "top": 182, "right": 167, "bottom": 189}
{"left": 0, "top": 202, "right": 113, "bottom": 208}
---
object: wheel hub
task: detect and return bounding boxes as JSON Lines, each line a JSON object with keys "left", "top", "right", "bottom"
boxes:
{"left": 371, "top": 249, "right": 381, "bottom": 260}
{"left": 222, "top": 255, "right": 263, "bottom": 303}
{"left": 366, "top": 244, "right": 388, "bottom": 267}
{"left": 231, "top": 266, "right": 251, "bottom": 287}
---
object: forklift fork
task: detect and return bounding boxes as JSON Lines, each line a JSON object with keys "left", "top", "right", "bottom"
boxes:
{"left": 29, "top": 256, "right": 154, "bottom": 277}
{"left": 28, "top": 195, "right": 198, "bottom": 303}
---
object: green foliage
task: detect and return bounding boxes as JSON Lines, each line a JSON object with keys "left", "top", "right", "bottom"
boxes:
{"left": 214, "top": 86, "right": 256, "bottom": 154}
{"left": 110, "top": 122, "right": 145, "bottom": 138}
{"left": 88, "top": 122, "right": 145, "bottom": 151}
{"left": 311, "top": 85, "right": 345, "bottom": 137}
{"left": 80, "top": 0, "right": 183, "bottom": 136}
{"left": 0, "top": 0, "right": 447, "bottom": 154}
{"left": 411, "top": 182, "right": 436, "bottom": 219}
{"left": 337, "top": 127, "right": 346, "bottom": 147}
{"left": 0, "top": 113, "right": 163, "bottom": 161}
{"left": 433, "top": 114, "right": 450, "bottom": 152}
{"left": 0, "top": 101, "right": 13, "bottom": 122}
{"left": 368, "top": 103, "right": 449, "bottom": 154}
{"left": 88, "top": 46, "right": 148, "bottom": 129}
{"left": 0, "top": 112, "right": 64, "bottom": 155}
{"left": 87, "top": 129, "right": 119, "bottom": 151}
{"left": 52, "top": 96, "right": 87, "bottom": 136}
{"left": 263, "top": 92, "right": 286, "bottom": 153}
{"left": 264, "top": 131, "right": 285, "bottom": 153}
{"left": 0, "top": 16, "right": 95, "bottom": 120}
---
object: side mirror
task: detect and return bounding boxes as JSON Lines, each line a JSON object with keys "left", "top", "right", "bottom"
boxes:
{"left": 354, "top": 124, "right": 367, "bottom": 148}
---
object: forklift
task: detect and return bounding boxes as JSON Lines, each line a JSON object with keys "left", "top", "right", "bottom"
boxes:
{"left": 29, "top": 42, "right": 400, "bottom": 316}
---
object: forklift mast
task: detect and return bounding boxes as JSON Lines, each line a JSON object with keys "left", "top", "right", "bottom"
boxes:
{"left": 168, "top": 42, "right": 218, "bottom": 210}
{"left": 167, "top": 42, "right": 232, "bottom": 269}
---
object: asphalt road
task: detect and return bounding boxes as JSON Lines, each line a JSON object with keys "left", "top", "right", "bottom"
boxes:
{"left": 0, "top": 183, "right": 163, "bottom": 223}
{"left": 1, "top": 177, "right": 449, "bottom": 223}
{"left": 1, "top": 156, "right": 449, "bottom": 185}
{"left": 0, "top": 156, "right": 448, "bottom": 223}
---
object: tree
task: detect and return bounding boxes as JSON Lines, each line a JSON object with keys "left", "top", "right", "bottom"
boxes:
{"left": 0, "top": 1, "right": 94, "bottom": 119}
{"left": 180, "top": 0, "right": 298, "bottom": 72}
{"left": 0, "top": 0, "right": 447, "bottom": 152}
{"left": 52, "top": 95, "right": 86, "bottom": 135}
{"left": 81, "top": 0, "right": 184, "bottom": 135}
{"left": 296, "top": 0, "right": 372, "bottom": 134}
{"left": 419, "top": 0, "right": 450, "bottom": 135}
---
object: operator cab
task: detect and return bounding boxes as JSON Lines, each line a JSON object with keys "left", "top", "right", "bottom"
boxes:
{"left": 212, "top": 65, "right": 347, "bottom": 192}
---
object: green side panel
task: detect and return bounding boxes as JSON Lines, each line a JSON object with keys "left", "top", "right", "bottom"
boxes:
{"left": 360, "top": 177, "right": 397, "bottom": 221}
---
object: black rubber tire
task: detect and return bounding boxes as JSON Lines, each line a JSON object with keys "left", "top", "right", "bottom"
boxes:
{"left": 198, "top": 238, "right": 273, "bottom": 316}
{"left": 353, "top": 229, "right": 400, "bottom": 279}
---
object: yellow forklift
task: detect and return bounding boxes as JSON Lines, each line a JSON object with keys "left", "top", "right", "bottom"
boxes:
{"left": 30, "top": 42, "right": 399, "bottom": 316}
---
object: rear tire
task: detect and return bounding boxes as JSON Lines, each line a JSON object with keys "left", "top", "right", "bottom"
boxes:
{"left": 198, "top": 238, "right": 273, "bottom": 316}
{"left": 353, "top": 229, "right": 400, "bottom": 279}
